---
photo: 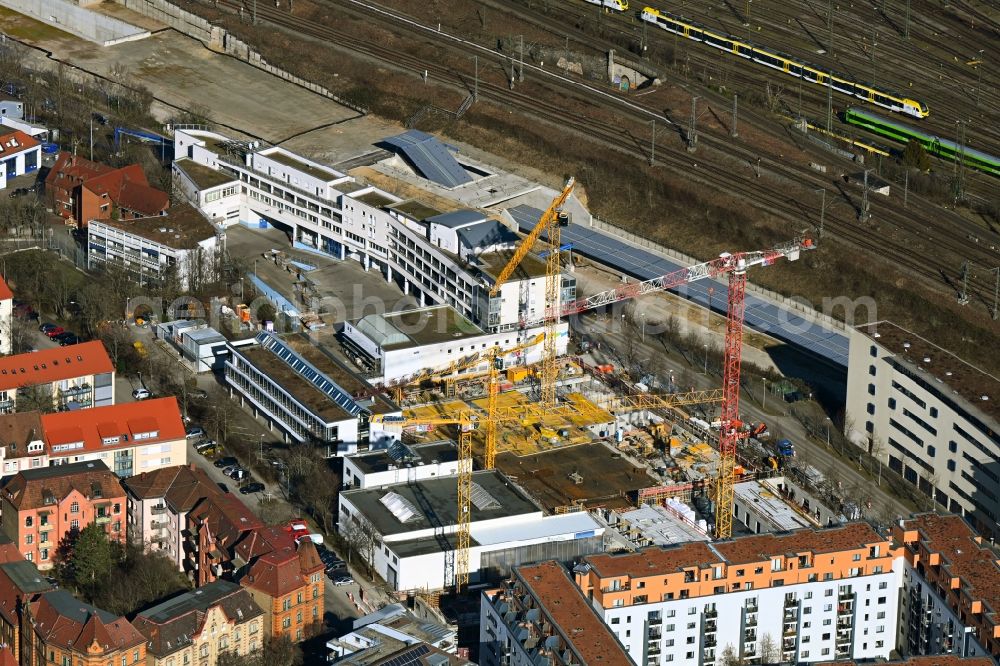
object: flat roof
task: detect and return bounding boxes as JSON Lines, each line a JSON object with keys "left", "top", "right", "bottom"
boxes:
{"left": 471, "top": 512, "right": 601, "bottom": 547}
{"left": 285, "top": 339, "right": 396, "bottom": 415}
{"left": 137, "top": 580, "right": 252, "bottom": 623}
{"left": 341, "top": 470, "right": 538, "bottom": 537}
{"left": 259, "top": 148, "right": 342, "bottom": 181}
{"left": 586, "top": 522, "right": 887, "bottom": 579}
{"left": 857, "top": 320, "right": 1000, "bottom": 425}
{"left": 355, "top": 190, "right": 397, "bottom": 208}
{"left": 238, "top": 346, "right": 352, "bottom": 423}
{"left": 95, "top": 203, "right": 216, "bottom": 249}
{"left": 349, "top": 440, "right": 458, "bottom": 475}
{"left": 617, "top": 504, "right": 711, "bottom": 546}
{"left": 513, "top": 561, "right": 634, "bottom": 666}
{"left": 476, "top": 250, "right": 548, "bottom": 283}
{"left": 174, "top": 158, "right": 237, "bottom": 190}
{"left": 388, "top": 200, "right": 443, "bottom": 221}
{"left": 0, "top": 340, "right": 113, "bottom": 392}
{"left": 734, "top": 479, "right": 813, "bottom": 532}
{"left": 899, "top": 514, "right": 1000, "bottom": 629}
{"left": 378, "top": 306, "right": 484, "bottom": 351}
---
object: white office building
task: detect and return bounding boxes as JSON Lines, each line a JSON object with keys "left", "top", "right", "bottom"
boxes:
{"left": 846, "top": 321, "right": 1000, "bottom": 540}
{"left": 342, "top": 440, "right": 468, "bottom": 490}
{"left": 172, "top": 128, "right": 575, "bottom": 336}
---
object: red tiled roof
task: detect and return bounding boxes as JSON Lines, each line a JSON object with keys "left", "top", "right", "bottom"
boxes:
{"left": 188, "top": 494, "right": 263, "bottom": 551}
{"left": 0, "top": 130, "right": 39, "bottom": 158}
{"left": 83, "top": 164, "right": 168, "bottom": 217}
{"left": 0, "top": 341, "right": 113, "bottom": 392}
{"left": 240, "top": 538, "right": 323, "bottom": 598}
{"left": 30, "top": 590, "right": 144, "bottom": 654}
{"left": 0, "top": 275, "right": 11, "bottom": 301}
{"left": 1, "top": 461, "right": 124, "bottom": 511}
{"left": 45, "top": 152, "right": 114, "bottom": 188}
{"left": 123, "top": 464, "right": 223, "bottom": 510}
{"left": 0, "top": 411, "right": 43, "bottom": 460}
{"left": 0, "top": 646, "right": 15, "bottom": 666}
{"left": 42, "top": 397, "right": 185, "bottom": 455}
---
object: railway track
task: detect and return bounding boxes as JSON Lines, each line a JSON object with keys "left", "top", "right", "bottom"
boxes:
{"left": 209, "top": 0, "right": 1000, "bottom": 301}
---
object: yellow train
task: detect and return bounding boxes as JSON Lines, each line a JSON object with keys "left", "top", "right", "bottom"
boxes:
{"left": 584, "top": 0, "right": 629, "bottom": 11}
{"left": 640, "top": 6, "right": 928, "bottom": 118}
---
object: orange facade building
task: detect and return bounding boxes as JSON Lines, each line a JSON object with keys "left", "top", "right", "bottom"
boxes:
{"left": 0, "top": 460, "right": 125, "bottom": 569}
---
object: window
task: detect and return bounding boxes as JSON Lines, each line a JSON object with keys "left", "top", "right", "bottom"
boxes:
{"left": 949, "top": 440, "right": 958, "bottom": 453}
{"left": 70, "top": 502, "right": 79, "bottom": 513}
{"left": 875, "top": 641, "right": 884, "bottom": 648}
{"left": 888, "top": 398, "right": 896, "bottom": 409}
{"left": 825, "top": 589, "right": 833, "bottom": 596}
{"left": 823, "top": 619, "right": 832, "bottom": 626}
{"left": 877, "top": 597, "right": 886, "bottom": 604}
{"left": 219, "top": 635, "right": 228, "bottom": 650}
{"left": 250, "top": 621, "right": 259, "bottom": 633}
{"left": 25, "top": 553, "right": 32, "bottom": 562}
{"left": 687, "top": 636, "right": 696, "bottom": 644}
{"left": 822, "top": 648, "right": 830, "bottom": 655}
{"left": 297, "top": 592, "right": 302, "bottom": 604}
{"left": 70, "top": 520, "right": 79, "bottom": 530}
{"left": 283, "top": 598, "right": 291, "bottom": 611}
{"left": 801, "top": 651, "right": 810, "bottom": 658}
{"left": 804, "top": 592, "right": 813, "bottom": 599}
{"left": 25, "top": 516, "right": 32, "bottom": 527}
{"left": 282, "top": 617, "right": 291, "bottom": 629}
{"left": 878, "top": 582, "right": 887, "bottom": 589}
{"left": 40, "top": 548, "right": 48, "bottom": 561}
{"left": 877, "top": 611, "right": 885, "bottom": 619}
{"left": 200, "top": 644, "right": 208, "bottom": 658}
{"left": 611, "top": 618, "right": 620, "bottom": 625}
{"left": 948, "top": 460, "right": 956, "bottom": 471}
{"left": 869, "top": 365, "right": 877, "bottom": 376}
{"left": 868, "top": 383, "right": 875, "bottom": 396}
{"left": 25, "top": 535, "right": 32, "bottom": 545}
{"left": 869, "top": 345, "right": 877, "bottom": 357}
{"left": 867, "top": 403, "right": 875, "bottom": 415}
{"left": 930, "top": 407, "right": 938, "bottom": 418}
{"left": 803, "top": 621, "right": 811, "bottom": 629}
{"left": 928, "top": 445, "right": 936, "bottom": 457}
{"left": 687, "top": 622, "right": 695, "bottom": 629}
{"left": 133, "top": 650, "right": 139, "bottom": 664}
{"left": 802, "top": 636, "right": 810, "bottom": 643}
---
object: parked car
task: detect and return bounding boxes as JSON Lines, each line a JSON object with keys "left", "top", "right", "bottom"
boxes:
{"left": 186, "top": 426, "right": 206, "bottom": 439}
{"left": 228, "top": 468, "right": 248, "bottom": 480}
{"left": 295, "top": 533, "right": 324, "bottom": 546}
{"left": 44, "top": 327, "right": 65, "bottom": 338}
{"left": 39, "top": 322, "right": 58, "bottom": 333}
{"left": 195, "top": 441, "right": 216, "bottom": 453}
{"left": 222, "top": 465, "right": 241, "bottom": 476}
{"left": 197, "top": 445, "right": 219, "bottom": 457}
{"left": 132, "top": 388, "right": 152, "bottom": 400}
{"left": 214, "top": 457, "right": 237, "bottom": 469}
{"left": 52, "top": 331, "right": 75, "bottom": 341}
{"left": 188, "top": 388, "right": 209, "bottom": 399}
{"left": 239, "top": 482, "right": 265, "bottom": 494}
{"left": 58, "top": 335, "right": 80, "bottom": 346}
{"left": 333, "top": 575, "right": 354, "bottom": 586}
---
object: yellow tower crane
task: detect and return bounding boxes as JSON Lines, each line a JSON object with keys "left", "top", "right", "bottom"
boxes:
{"left": 370, "top": 387, "right": 721, "bottom": 590}
{"left": 488, "top": 179, "right": 575, "bottom": 409}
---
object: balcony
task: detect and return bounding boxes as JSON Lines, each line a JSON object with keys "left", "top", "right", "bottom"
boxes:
{"left": 705, "top": 620, "right": 717, "bottom": 633}
{"left": 704, "top": 638, "right": 717, "bottom": 648}
{"left": 783, "top": 626, "right": 796, "bottom": 637}
{"left": 705, "top": 609, "right": 718, "bottom": 619}
{"left": 745, "top": 614, "right": 758, "bottom": 628}
{"left": 837, "top": 603, "right": 853, "bottom": 613}
{"left": 744, "top": 633, "right": 757, "bottom": 644}
{"left": 95, "top": 515, "right": 111, "bottom": 525}
{"left": 648, "top": 645, "right": 661, "bottom": 655}
{"left": 746, "top": 602, "right": 758, "bottom": 613}
{"left": 649, "top": 616, "right": 662, "bottom": 626}
{"left": 151, "top": 520, "right": 169, "bottom": 531}
{"left": 839, "top": 591, "right": 853, "bottom": 601}
{"left": 151, "top": 505, "right": 168, "bottom": 515}
{"left": 784, "top": 609, "right": 797, "bottom": 621}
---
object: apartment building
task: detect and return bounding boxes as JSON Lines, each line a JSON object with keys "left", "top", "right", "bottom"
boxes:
{"left": 894, "top": 514, "right": 1000, "bottom": 659}
{"left": 480, "top": 560, "right": 635, "bottom": 666}
{"left": 172, "top": 128, "right": 573, "bottom": 336}
{"left": 224, "top": 332, "right": 399, "bottom": 456}
{"left": 185, "top": 493, "right": 263, "bottom": 586}
{"left": 132, "top": 580, "right": 265, "bottom": 666}
{"left": 40, "top": 397, "right": 187, "bottom": 477}
{"left": 846, "top": 321, "right": 1000, "bottom": 540}
{"left": 20, "top": 589, "right": 145, "bottom": 666}
{"left": 122, "top": 463, "right": 224, "bottom": 567}
{"left": 235, "top": 527, "right": 325, "bottom": 641}
{"left": 0, "top": 460, "right": 126, "bottom": 568}
{"left": 0, "top": 559, "right": 55, "bottom": 663}
{"left": 0, "top": 411, "right": 45, "bottom": 477}
{"left": 87, "top": 203, "right": 221, "bottom": 289}
{"left": 45, "top": 152, "right": 167, "bottom": 227}
{"left": 0, "top": 341, "right": 114, "bottom": 415}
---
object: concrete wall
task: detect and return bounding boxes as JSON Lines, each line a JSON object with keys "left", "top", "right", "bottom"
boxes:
{"left": 114, "top": 0, "right": 367, "bottom": 114}
{"left": 1, "top": 0, "right": 150, "bottom": 46}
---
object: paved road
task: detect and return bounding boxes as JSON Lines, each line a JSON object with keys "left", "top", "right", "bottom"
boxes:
{"left": 575, "top": 315, "right": 910, "bottom": 523}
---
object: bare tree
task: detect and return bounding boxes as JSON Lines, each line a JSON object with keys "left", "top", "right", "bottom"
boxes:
{"left": 16, "top": 383, "right": 54, "bottom": 413}
{"left": 759, "top": 633, "right": 779, "bottom": 664}
{"left": 720, "top": 644, "right": 743, "bottom": 666}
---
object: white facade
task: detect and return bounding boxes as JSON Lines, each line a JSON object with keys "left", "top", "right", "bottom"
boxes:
{"left": 173, "top": 129, "right": 574, "bottom": 333}
{"left": 595, "top": 568, "right": 904, "bottom": 666}
{"left": 342, "top": 442, "right": 469, "bottom": 489}
{"left": 0, "top": 134, "right": 40, "bottom": 189}
{"left": 0, "top": 287, "right": 11, "bottom": 355}
{"left": 338, "top": 473, "right": 603, "bottom": 592}
{"left": 87, "top": 218, "right": 219, "bottom": 290}
{"left": 172, "top": 159, "right": 241, "bottom": 225}
{"left": 846, "top": 322, "right": 1000, "bottom": 540}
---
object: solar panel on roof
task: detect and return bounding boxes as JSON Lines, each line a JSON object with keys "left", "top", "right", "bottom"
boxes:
{"left": 380, "top": 491, "right": 421, "bottom": 523}
{"left": 383, "top": 131, "right": 473, "bottom": 188}
{"left": 382, "top": 643, "right": 430, "bottom": 666}
{"left": 256, "top": 333, "right": 363, "bottom": 416}
{"left": 470, "top": 482, "right": 501, "bottom": 510}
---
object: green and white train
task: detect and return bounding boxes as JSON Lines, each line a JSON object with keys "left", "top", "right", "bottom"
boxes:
{"left": 844, "top": 107, "right": 1000, "bottom": 178}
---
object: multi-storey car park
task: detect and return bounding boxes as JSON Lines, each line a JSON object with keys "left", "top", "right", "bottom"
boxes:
{"left": 846, "top": 321, "right": 1000, "bottom": 541}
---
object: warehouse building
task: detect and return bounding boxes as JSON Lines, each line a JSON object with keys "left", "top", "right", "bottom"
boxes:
{"left": 224, "top": 332, "right": 399, "bottom": 456}
{"left": 342, "top": 440, "right": 467, "bottom": 490}
{"left": 846, "top": 321, "right": 1000, "bottom": 540}
{"left": 338, "top": 469, "right": 603, "bottom": 592}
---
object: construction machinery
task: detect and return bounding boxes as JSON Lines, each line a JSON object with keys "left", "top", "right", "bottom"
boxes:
{"left": 488, "top": 179, "right": 575, "bottom": 409}
{"left": 525, "top": 236, "right": 816, "bottom": 538}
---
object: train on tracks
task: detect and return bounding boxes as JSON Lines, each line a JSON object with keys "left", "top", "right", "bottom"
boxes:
{"left": 639, "top": 6, "right": 928, "bottom": 118}
{"left": 583, "top": 0, "right": 628, "bottom": 12}
{"left": 583, "top": 0, "right": 629, "bottom": 10}
{"left": 844, "top": 107, "right": 1000, "bottom": 177}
